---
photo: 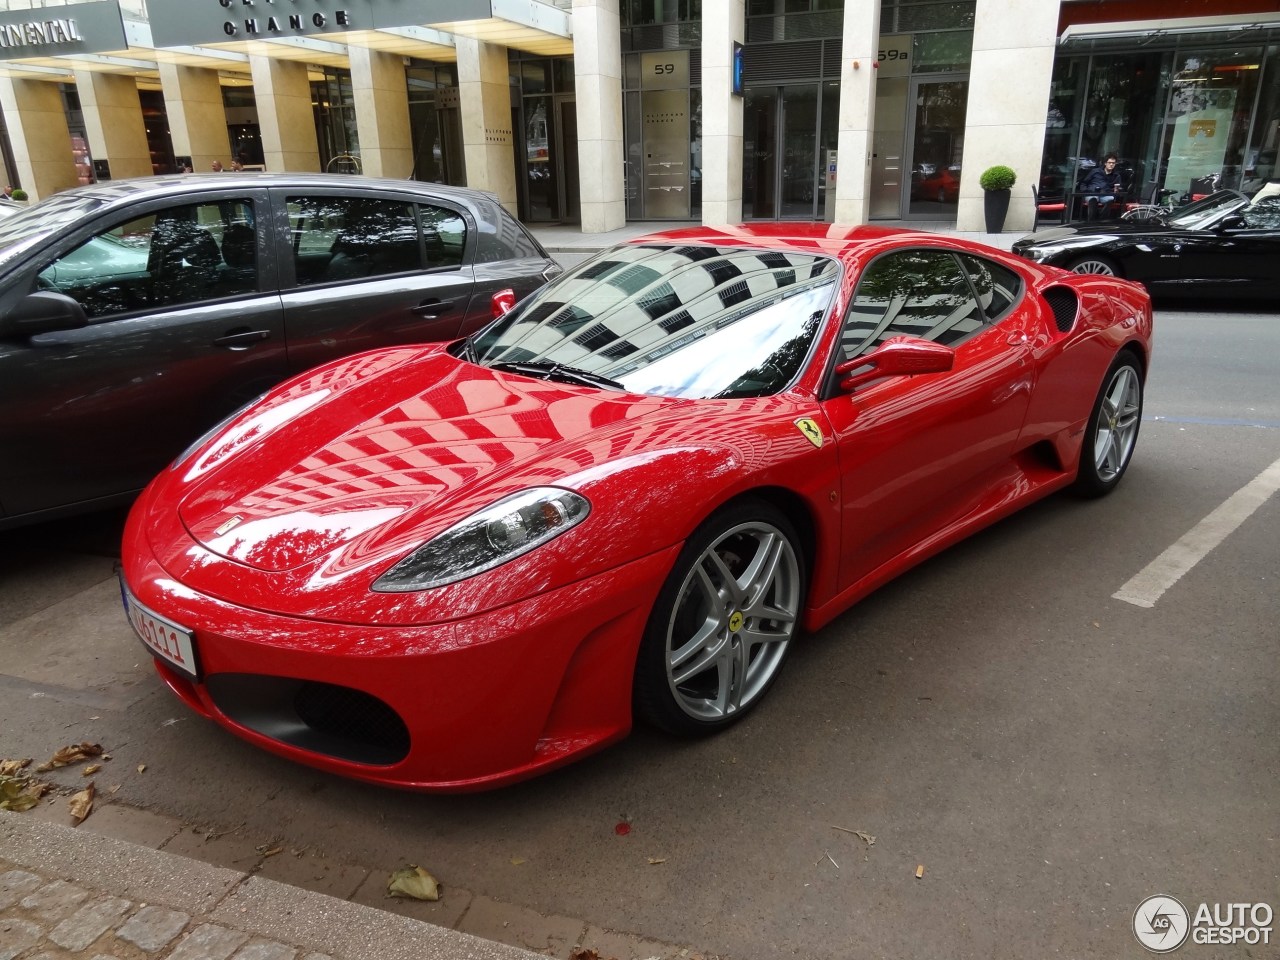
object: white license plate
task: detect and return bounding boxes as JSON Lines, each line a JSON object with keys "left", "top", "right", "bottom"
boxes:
{"left": 121, "top": 580, "right": 199, "bottom": 680}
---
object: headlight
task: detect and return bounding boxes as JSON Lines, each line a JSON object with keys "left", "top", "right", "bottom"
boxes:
{"left": 372, "top": 487, "right": 590, "bottom": 592}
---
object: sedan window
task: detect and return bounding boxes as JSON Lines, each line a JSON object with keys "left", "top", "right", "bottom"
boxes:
{"left": 37, "top": 200, "right": 258, "bottom": 319}
{"left": 472, "top": 244, "right": 839, "bottom": 399}
{"left": 840, "top": 250, "right": 984, "bottom": 360}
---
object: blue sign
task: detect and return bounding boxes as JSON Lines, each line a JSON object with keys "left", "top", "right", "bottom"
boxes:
{"left": 732, "top": 41, "right": 744, "bottom": 96}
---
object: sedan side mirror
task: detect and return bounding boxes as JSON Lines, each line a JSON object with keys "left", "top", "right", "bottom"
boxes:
{"left": 835, "top": 336, "right": 955, "bottom": 393}
{"left": 1217, "top": 214, "right": 1247, "bottom": 231}
{"left": 0, "top": 291, "right": 88, "bottom": 339}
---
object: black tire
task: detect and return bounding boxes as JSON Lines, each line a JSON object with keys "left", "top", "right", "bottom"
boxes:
{"left": 1066, "top": 253, "right": 1122, "bottom": 278}
{"left": 633, "top": 499, "right": 806, "bottom": 737}
{"left": 1073, "top": 351, "right": 1143, "bottom": 498}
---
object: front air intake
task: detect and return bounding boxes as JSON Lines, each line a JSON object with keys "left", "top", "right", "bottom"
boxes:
{"left": 1042, "top": 286, "right": 1079, "bottom": 333}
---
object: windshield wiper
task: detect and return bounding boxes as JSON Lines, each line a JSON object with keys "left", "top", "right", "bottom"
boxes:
{"left": 490, "top": 359, "right": 625, "bottom": 391}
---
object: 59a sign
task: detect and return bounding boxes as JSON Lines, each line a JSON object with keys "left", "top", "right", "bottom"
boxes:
{"left": 877, "top": 33, "right": 911, "bottom": 77}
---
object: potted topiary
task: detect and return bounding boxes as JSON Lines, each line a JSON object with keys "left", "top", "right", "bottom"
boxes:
{"left": 9, "top": 188, "right": 28, "bottom": 202}
{"left": 978, "top": 165, "right": 1016, "bottom": 233}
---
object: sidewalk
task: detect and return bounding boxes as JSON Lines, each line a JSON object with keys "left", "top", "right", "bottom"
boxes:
{"left": 1, "top": 810, "right": 543, "bottom": 960}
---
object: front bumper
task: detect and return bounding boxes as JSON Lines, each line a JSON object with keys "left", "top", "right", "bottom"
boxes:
{"left": 121, "top": 513, "right": 679, "bottom": 791}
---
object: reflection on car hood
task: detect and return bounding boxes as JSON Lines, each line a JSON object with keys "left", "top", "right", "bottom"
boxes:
{"left": 1016, "top": 221, "right": 1174, "bottom": 247}
{"left": 176, "top": 346, "right": 686, "bottom": 573}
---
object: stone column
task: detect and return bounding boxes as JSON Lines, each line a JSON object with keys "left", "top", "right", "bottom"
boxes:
{"left": 0, "top": 77, "right": 78, "bottom": 200}
{"left": 250, "top": 55, "right": 322, "bottom": 173}
{"left": 957, "top": 0, "right": 1059, "bottom": 232}
{"left": 572, "top": 0, "right": 625, "bottom": 232}
{"left": 700, "top": 0, "right": 744, "bottom": 226}
{"left": 456, "top": 37, "right": 517, "bottom": 212}
{"left": 158, "top": 64, "right": 232, "bottom": 172}
{"left": 832, "top": 0, "right": 879, "bottom": 223}
{"left": 350, "top": 45, "right": 413, "bottom": 179}
{"left": 74, "top": 70, "right": 152, "bottom": 181}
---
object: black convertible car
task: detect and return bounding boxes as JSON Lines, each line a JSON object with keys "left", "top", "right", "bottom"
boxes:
{"left": 1012, "top": 190, "right": 1280, "bottom": 300}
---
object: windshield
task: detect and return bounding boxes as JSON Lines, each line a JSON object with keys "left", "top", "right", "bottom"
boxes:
{"left": 1166, "top": 190, "right": 1247, "bottom": 230}
{"left": 471, "top": 244, "right": 840, "bottom": 399}
{"left": 0, "top": 193, "right": 108, "bottom": 267}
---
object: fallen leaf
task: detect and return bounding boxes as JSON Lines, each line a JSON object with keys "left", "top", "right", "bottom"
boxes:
{"left": 568, "top": 950, "right": 600, "bottom": 960}
{"left": 0, "top": 776, "right": 39, "bottom": 812}
{"left": 69, "top": 782, "right": 96, "bottom": 824}
{"left": 258, "top": 846, "right": 284, "bottom": 857}
{"left": 614, "top": 821, "right": 631, "bottom": 836}
{"left": 855, "top": 831, "right": 876, "bottom": 846}
{"left": 83, "top": 764, "right": 102, "bottom": 776}
{"left": 137, "top": 764, "right": 147, "bottom": 774}
{"left": 36, "top": 742, "right": 103, "bottom": 773}
{"left": 915, "top": 864, "right": 925, "bottom": 879}
{"left": 0, "top": 758, "right": 32, "bottom": 776}
{"left": 387, "top": 865, "right": 440, "bottom": 901}
{"left": 510, "top": 857, "right": 526, "bottom": 866}
{"left": 647, "top": 857, "right": 667, "bottom": 865}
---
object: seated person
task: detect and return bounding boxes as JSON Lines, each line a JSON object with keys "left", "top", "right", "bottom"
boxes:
{"left": 1077, "top": 154, "right": 1122, "bottom": 218}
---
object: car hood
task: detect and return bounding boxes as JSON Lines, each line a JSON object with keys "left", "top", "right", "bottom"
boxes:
{"left": 175, "top": 346, "right": 689, "bottom": 574}
{"left": 1016, "top": 221, "right": 1170, "bottom": 247}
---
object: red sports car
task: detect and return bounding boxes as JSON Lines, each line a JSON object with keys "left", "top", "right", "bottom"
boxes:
{"left": 120, "top": 225, "right": 1153, "bottom": 791}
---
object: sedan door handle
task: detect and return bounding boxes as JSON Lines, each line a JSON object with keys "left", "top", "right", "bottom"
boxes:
{"left": 213, "top": 328, "right": 271, "bottom": 349}
{"left": 411, "top": 298, "right": 458, "bottom": 319}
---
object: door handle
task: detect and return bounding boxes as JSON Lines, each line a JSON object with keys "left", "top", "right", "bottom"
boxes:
{"left": 213, "top": 329, "right": 271, "bottom": 349}
{"left": 411, "top": 298, "right": 457, "bottom": 319}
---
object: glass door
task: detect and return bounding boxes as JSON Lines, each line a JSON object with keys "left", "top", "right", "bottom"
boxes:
{"left": 904, "top": 75, "right": 969, "bottom": 219}
{"left": 744, "top": 83, "right": 822, "bottom": 220}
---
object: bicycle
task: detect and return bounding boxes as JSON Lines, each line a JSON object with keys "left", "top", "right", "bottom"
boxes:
{"left": 1121, "top": 186, "right": 1178, "bottom": 223}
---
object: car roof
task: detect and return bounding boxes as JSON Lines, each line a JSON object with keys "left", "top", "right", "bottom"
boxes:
{"left": 56, "top": 173, "right": 501, "bottom": 213}
{"left": 631, "top": 223, "right": 981, "bottom": 260}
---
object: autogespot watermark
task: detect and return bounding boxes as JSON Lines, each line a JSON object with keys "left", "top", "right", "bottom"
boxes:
{"left": 1133, "top": 895, "right": 1274, "bottom": 952}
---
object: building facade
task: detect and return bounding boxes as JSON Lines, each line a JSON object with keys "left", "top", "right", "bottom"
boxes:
{"left": 0, "top": 0, "right": 1276, "bottom": 233}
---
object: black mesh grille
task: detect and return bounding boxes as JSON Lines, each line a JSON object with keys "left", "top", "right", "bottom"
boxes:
{"left": 294, "top": 681, "right": 410, "bottom": 759}
{"left": 1042, "top": 286, "right": 1079, "bottom": 333}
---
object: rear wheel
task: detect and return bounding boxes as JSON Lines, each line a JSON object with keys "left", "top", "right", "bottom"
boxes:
{"left": 1067, "top": 253, "right": 1121, "bottom": 277}
{"left": 1073, "top": 352, "right": 1143, "bottom": 497}
{"left": 634, "top": 500, "right": 805, "bottom": 736}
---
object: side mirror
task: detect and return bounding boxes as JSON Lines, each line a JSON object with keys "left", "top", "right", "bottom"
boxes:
{"left": 835, "top": 336, "right": 955, "bottom": 393}
{"left": 0, "top": 291, "right": 88, "bottom": 339}
{"left": 1217, "top": 214, "right": 1247, "bottom": 231}
{"left": 491, "top": 288, "right": 517, "bottom": 318}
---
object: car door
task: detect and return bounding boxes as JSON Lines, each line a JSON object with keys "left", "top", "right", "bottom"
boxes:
{"left": 820, "top": 249, "right": 1036, "bottom": 590}
{"left": 0, "top": 190, "right": 287, "bottom": 520}
{"left": 273, "top": 188, "right": 482, "bottom": 373}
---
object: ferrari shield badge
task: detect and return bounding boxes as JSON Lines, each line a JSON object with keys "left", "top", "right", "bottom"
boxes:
{"left": 214, "top": 515, "right": 244, "bottom": 537}
{"left": 794, "top": 418, "right": 824, "bottom": 449}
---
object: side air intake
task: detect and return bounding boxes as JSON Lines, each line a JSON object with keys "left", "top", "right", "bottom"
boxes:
{"left": 1042, "top": 286, "right": 1079, "bottom": 333}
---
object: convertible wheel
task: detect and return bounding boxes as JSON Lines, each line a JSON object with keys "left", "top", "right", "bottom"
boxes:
{"left": 1073, "top": 352, "right": 1143, "bottom": 498}
{"left": 1067, "top": 254, "right": 1121, "bottom": 277}
{"left": 634, "top": 500, "right": 805, "bottom": 736}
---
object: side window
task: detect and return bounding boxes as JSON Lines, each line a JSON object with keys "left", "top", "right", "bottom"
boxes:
{"left": 37, "top": 200, "right": 257, "bottom": 319}
{"left": 419, "top": 203, "right": 466, "bottom": 267}
{"left": 286, "top": 196, "right": 421, "bottom": 286}
{"left": 840, "top": 250, "right": 984, "bottom": 360}
{"left": 957, "top": 253, "right": 1022, "bottom": 320}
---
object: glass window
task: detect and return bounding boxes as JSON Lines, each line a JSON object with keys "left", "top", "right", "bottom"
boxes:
{"left": 37, "top": 200, "right": 258, "bottom": 318}
{"left": 957, "top": 253, "right": 1021, "bottom": 321}
{"left": 840, "top": 250, "right": 984, "bottom": 360}
{"left": 472, "top": 244, "right": 838, "bottom": 399}
{"left": 286, "top": 196, "right": 421, "bottom": 286}
{"left": 419, "top": 203, "right": 467, "bottom": 267}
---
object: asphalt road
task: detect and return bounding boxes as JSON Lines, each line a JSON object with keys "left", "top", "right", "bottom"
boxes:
{"left": 2, "top": 302, "right": 1277, "bottom": 960}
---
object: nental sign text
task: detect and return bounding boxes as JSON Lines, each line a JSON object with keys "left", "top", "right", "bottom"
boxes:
{"left": 0, "top": 19, "right": 85, "bottom": 49}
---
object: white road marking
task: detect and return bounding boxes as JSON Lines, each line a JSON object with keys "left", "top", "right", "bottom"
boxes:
{"left": 1113, "top": 455, "right": 1280, "bottom": 608}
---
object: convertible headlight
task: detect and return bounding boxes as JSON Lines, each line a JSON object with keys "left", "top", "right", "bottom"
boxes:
{"left": 371, "top": 487, "right": 590, "bottom": 592}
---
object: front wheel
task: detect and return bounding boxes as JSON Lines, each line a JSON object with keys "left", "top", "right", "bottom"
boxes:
{"left": 1067, "top": 253, "right": 1121, "bottom": 277}
{"left": 1073, "top": 352, "right": 1143, "bottom": 498}
{"left": 634, "top": 500, "right": 805, "bottom": 736}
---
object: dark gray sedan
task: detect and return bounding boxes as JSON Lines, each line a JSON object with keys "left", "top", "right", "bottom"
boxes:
{"left": 0, "top": 174, "right": 559, "bottom": 530}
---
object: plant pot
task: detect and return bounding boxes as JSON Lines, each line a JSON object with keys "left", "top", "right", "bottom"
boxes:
{"left": 983, "top": 189, "right": 1011, "bottom": 233}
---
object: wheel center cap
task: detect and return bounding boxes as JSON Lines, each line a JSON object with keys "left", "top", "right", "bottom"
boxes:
{"left": 728, "top": 611, "right": 744, "bottom": 633}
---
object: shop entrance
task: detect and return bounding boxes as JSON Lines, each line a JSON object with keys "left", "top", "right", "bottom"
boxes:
{"left": 903, "top": 75, "right": 969, "bottom": 219}
{"left": 743, "top": 83, "right": 823, "bottom": 220}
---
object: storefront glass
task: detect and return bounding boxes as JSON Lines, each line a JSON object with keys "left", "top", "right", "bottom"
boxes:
{"left": 311, "top": 68, "right": 360, "bottom": 173}
{"left": 406, "top": 63, "right": 464, "bottom": 186}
